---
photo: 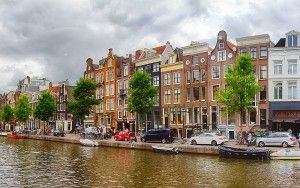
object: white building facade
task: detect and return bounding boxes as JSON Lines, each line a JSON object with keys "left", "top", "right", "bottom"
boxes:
{"left": 268, "top": 30, "right": 300, "bottom": 135}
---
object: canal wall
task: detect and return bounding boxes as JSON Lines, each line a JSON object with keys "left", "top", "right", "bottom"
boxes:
{"left": 0, "top": 133, "right": 219, "bottom": 155}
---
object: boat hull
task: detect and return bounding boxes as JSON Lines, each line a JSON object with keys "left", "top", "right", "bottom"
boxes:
{"left": 270, "top": 149, "right": 300, "bottom": 160}
{"left": 79, "top": 139, "right": 99, "bottom": 147}
{"left": 219, "top": 146, "right": 270, "bottom": 160}
{"left": 7, "top": 132, "right": 27, "bottom": 139}
{"left": 152, "top": 146, "right": 179, "bottom": 154}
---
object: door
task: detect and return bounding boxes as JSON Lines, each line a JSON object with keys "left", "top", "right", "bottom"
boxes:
{"left": 165, "top": 117, "right": 169, "bottom": 128}
{"left": 229, "top": 131, "right": 234, "bottom": 140}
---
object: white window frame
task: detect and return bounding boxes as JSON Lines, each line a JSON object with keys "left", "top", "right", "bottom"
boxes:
{"left": 218, "top": 50, "right": 226, "bottom": 62}
{"left": 212, "top": 66, "right": 220, "bottom": 79}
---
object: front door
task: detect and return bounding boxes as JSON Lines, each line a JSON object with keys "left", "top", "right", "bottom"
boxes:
{"left": 165, "top": 117, "right": 169, "bottom": 128}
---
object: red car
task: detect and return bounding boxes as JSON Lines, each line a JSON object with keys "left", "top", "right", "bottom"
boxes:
{"left": 114, "top": 131, "right": 137, "bottom": 142}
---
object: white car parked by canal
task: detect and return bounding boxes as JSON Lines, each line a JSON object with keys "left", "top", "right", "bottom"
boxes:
{"left": 256, "top": 132, "right": 297, "bottom": 148}
{"left": 190, "top": 132, "right": 228, "bottom": 146}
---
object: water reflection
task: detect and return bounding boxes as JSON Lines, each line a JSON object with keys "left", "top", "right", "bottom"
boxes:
{"left": 0, "top": 137, "right": 300, "bottom": 187}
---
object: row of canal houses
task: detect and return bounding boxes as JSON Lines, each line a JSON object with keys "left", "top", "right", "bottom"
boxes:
{"left": 1, "top": 30, "right": 300, "bottom": 138}
{"left": 0, "top": 76, "right": 75, "bottom": 132}
{"left": 83, "top": 30, "right": 300, "bottom": 139}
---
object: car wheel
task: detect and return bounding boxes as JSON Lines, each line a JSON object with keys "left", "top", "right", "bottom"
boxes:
{"left": 141, "top": 138, "right": 145, "bottom": 143}
{"left": 258, "top": 141, "right": 265, "bottom": 147}
{"left": 282, "top": 141, "right": 288, "bottom": 148}
{"left": 191, "top": 140, "right": 197, "bottom": 145}
{"left": 161, "top": 138, "right": 166, "bottom": 144}
{"left": 211, "top": 140, "right": 217, "bottom": 146}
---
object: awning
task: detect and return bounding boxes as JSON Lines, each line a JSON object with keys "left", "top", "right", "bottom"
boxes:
{"left": 271, "top": 119, "right": 295, "bottom": 123}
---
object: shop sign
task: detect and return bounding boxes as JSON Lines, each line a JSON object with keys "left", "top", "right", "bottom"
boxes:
{"left": 273, "top": 111, "right": 300, "bottom": 118}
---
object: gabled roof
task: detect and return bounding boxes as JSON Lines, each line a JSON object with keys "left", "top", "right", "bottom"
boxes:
{"left": 153, "top": 45, "right": 166, "bottom": 55}
{"left": 49, "top": 85, "right": 59, "bottom": 93}
{"left": 227, "top": 41, "right": 236, "bottom": 50}
{"left": 274, "top": 38, "right": 286, "bottom": 47}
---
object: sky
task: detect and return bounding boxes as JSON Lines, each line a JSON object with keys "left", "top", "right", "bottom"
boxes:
{"left": 0, "top": 0, "right": 299, "bottom": 93}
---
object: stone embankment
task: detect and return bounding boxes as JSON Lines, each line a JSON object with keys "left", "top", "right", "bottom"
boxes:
{"left": 0, "top": 133, "right": 219, "bottom": 155}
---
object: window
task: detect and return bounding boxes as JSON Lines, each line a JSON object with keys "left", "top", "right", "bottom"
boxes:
{"left": 194, "top": 107, "right": 200, "bottom": 125}
{"left": 106, "top": 85, "right": 109, "bottom": 96}
{"left": 192, "top": 56, "right": 199, "bottom": 64}
{"left": 124, "top": 65, "right": 128, "bottom": 76}
{"left": 164, "top": 73, "right": 170, "bottom": 85}
{"left": 154, "top": 94, "right": 159, "bottom": 105}
{"left": 288, "top": 35, "right": 297, "bottom": 47}
{"left": 288, "top": 81, "right": 297, "bottom": 99}
{"left": 186, "top": 108, "right": 192, "bottom": 124}
{"left": 193, "top": 87, "right": 199, "bottom": 100}
{"left": 274, "top": 61, "right": 282, "bottom": 75}
{"left": 219, "top": 43, "right": 224, "bottom": 49}
{"left": 193, "top": 70, "right": 199, "bottom": 82}
{"left": 186, "top": 71, "right": 190, "bottom": 83}
{"left": 201, "top": 87, "right": 206, "bottom": 100}
{"left": 201, "top": 69, "right": 206, "bottom": 82}
{"left": 250, "top": 47, "right": 256, "bottom": 59}
{"left": 240, "top": 48, "right": 247, "bottom": 55}
{"left": 259, "top": 65, "right": 267, "bottom": 80}
{"left": 153, "top": 76, "right": 159, "bottom": 86}
{"left": 260, "top": 47, "right": 267, "bottom": 58}
{"left": 174, "top": 72, "right": 181, "bottom": 84}
{"left": 212, "top": 85, "right": 219, "bottom": 100}
{"left": 224, "top": 64, "right": 232, "bottom": 78}
{"left": 174, "top": 89, "right": 181, "bottom": 103}
{"left": 186, "top": 88, "right": 190, "bottom": 101}
{"left": 110, "top": 84, "right": 114, "bottom": 95}
{"left": 253, "top": 65, "right": 256, "bottom": 74}
{"left": 274, "top": 82, "right": 282, "bottom": 99}
{"left": 212, "top": 66, "right": 220, "bottom": 79}
{"left": 260, "top": 86, "right": 267, "bottom": 101}
{"left": 164, "top": 90, "right": 171, "bottom": 104}
{"left": 218, "top": 50, "right": 226, "bottom": 61}
{"left": 288, "top": 59, "right": 297, "bottom": 74}
{"left": 108, "top": 59, "right": 112, "bottom": 67}
{"left": 124, "top": 80, "right": 129, "bottom": 89}
{"left": 153, "top": 63, "right": 159, "bottom": 72}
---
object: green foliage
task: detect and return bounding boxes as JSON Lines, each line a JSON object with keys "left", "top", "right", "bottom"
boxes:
{"left": 15, "top": 95, "right": 32, "bottom": 123}
{"left": 128, "top": 71, "right": 158, "bottom": 114}
{"left": 1, "top": 104, "right": 14, "bottom": 123}
{"left": 34, "top": 92, "right": 56, "bottom": 122}
{"left": 68, "top": 78, "right": 98, "bottom": 123}
{"left": 217, "top": 54, "right": 261, "bottom": 116}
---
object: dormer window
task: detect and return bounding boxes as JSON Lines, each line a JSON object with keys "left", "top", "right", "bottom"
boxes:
{"left": 288, "top": 35, "right": 297, "bottom": 47}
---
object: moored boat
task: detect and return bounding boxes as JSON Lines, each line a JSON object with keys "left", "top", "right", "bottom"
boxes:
{"left": 270, "top": 149, "right": 300, "bottom": 160}
{"left": 7, "top": 132, "right": 27, "bottom": 139}
{"left": 152, "top": 145, "right": 179, "bottom": 154}
{"left": 79, "top": 139, "right": 99, "bottom": 147}
{"left": 219, "top": 145, "right": 270, "bottom": 160}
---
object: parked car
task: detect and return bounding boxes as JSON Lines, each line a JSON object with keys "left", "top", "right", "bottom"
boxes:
{"left": 53, "top": 130, "right": 65, "bottom": 137}
{"left": 256, "top": 132, "right": 297, "bottom": 148}
{"left": 190, "top": 132, "right": 227, "bottom": 146}
{"left": 141, "top": 128, "right": 177, "bottom": 143}
{"left": 114, "top": 131, "right": 137, "bottom": 142}
{"left": 80, "top": 127, "right": 101, "bottom": 139}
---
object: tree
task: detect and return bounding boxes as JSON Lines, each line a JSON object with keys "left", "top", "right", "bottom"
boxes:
{"left": 128, "top": 71, "right": 158, "bottom": 132}
{"left": 15, "top": 95, "right": 32, "bottom": 127}
{"left": 217, "top": 54, "right": 260, "bottom": 138}
{"left": 34, "top": 92, "right": 56, "bottom": 134}
{"left": 1, "top": 104, "right": 14, "bottom": 130}
{"left": 68, "top": 78, "right": 98, "bottom": 126}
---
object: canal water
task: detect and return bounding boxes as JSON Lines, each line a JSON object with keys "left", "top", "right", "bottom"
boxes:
{"left": 0, "top": 137, "right": 300, "bottom": 188}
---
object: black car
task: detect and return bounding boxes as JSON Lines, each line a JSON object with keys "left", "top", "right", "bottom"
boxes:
{"left": 53, "top": 130, "right": 65, "bottom": 137}
{"left": 141, "top": 128, "right": 177, "bottom": 143}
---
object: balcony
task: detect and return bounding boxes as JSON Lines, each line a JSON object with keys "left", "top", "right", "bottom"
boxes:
{"left": 119, "top": 89, "right": 127, "bottom": 97}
